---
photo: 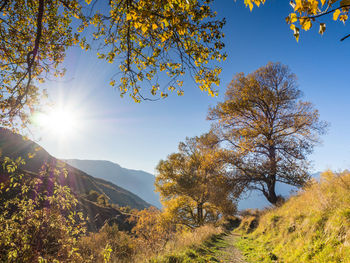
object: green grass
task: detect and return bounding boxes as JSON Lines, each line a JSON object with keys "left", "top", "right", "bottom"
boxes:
{"left": 235, "top": 236, "right": 279, "bottom": 263}
{"left": 235, "top": 170, "right": 350, "bottom": 263}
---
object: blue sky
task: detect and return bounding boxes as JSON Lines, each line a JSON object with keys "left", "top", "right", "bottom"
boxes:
{"left": 35, "top": 0, "right": 350, "bottom": 174}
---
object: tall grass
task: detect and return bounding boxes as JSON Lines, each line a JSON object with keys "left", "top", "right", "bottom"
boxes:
{"left": 78, "top": 223, "right": 223, "bottom": 263}
{"left": 236, "top": 170, "right": 350, "bottom": 263}
{"left": 145, "top": 224, "right": 223, "bottom": 262}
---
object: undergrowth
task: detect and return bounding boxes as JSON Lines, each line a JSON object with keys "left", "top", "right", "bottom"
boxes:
{"left": 149, "top": 228, "right": 227, "bottom": 263}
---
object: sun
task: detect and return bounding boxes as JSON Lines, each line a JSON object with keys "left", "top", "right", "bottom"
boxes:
{"left": 33, "top": 107, "right": 79, "bottom": 137}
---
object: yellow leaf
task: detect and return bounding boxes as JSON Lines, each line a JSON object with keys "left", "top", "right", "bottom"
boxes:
{"left": 333, "top": 9, "right": 341, "bottom": 21}
{"left": 248, "top": 1, "right": 254, "bottom": 11}
{"left": 301, "top": 19, "right": 312, "bottom": 31}
{"left": 152, "top": 23, "right": 158, "bottom": 30}
{"left": 141, "top": 24, "right": 148, "bottom": 33}
{"left": 295, "top": 0, "right": 302, "bottom": 10}
{"left": 290, "top": 13, "right": 298, "bottom": 23}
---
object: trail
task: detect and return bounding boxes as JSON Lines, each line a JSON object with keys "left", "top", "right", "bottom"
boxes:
{"left": 215, "top": 233, "right": 246, "bottom": 263}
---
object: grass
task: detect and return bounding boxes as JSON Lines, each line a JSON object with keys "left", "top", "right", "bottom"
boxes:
{"left": 235, "top": 170, "right": 350, "bottom": 263}
{"left": 148, "top": 226, "right": 229, "bottom": 263}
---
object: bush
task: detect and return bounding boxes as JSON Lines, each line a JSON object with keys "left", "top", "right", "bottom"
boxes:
{"left": 78, "top": 224, "right": 135, "bottom": 263}
{"left": 0, "top": 157, "right": 86, "bottom": 262}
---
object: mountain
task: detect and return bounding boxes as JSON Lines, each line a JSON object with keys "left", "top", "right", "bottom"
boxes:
{"left": 0, "top": 128, "right": 151, "bottom": 231}
{"left": 64, "top": 159, "right": 161, "bottom": 208}
{"left": 238, "top": 172, "right": 321, "bottom": 211}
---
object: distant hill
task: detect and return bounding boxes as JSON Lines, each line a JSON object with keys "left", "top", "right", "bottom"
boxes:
{"left": 238, "top": 172, "right": 321, "bottom": 211}
{"left": 64, "top": 159, "right": 161, "bottom": 208}
{"left": 0, "top": 128, "right": 151, "bottom": 231}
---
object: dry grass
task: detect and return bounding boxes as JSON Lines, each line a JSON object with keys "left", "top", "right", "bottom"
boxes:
{"left": 165, "top": 224, "right": 223, "bottom": 252}
{"left": 142, "top": 224, "right": 223, "bottom": 262}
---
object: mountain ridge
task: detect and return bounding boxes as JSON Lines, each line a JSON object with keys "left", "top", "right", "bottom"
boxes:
{"left": 64, "top": 159, "right": 161, "bottom": 208}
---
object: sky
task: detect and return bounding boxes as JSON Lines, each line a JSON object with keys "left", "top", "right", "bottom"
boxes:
{"left": 34, "top": 0, "right": 350, "bottom": 175}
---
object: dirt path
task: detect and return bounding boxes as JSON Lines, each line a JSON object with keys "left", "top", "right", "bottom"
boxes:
{"left": 215, "top": 233, "right": 247, "bottom": 263}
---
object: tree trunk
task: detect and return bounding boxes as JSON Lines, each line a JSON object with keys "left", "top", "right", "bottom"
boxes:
{"left": 197, "top": 203, "right": 203, "bottom": 226}
{"left": 264, "top": 183, "right": 278, "bottom": 204}
{"left": 266, "top": 144, "right": 279, "bottom": 205}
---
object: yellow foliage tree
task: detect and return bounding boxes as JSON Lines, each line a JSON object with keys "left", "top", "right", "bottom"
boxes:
{"left": 208, "top": 62, "right": 327, "bottom": 205}
{"left": 155, "top": 133, "right": 240, "bottom": 228}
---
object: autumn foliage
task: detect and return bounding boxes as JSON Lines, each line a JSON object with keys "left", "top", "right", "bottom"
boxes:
{"left": 208, "top": 62, "right": 326, "bottom": 205}
{"left": 156, "top": 133, "right": 239, "bottom": 228}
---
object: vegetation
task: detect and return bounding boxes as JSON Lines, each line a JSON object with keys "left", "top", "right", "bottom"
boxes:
{"left": 208, "top": 62, "right": 326, "bottom": 205}
{"left": 77, "top": 211, "right": 225, "bottom": 263}
{"left": 245, "top": 0, "right": 350, "bottom": 41}
{"left": 0, "top": 0, "right": 346, "bottom": 262}
{"left": 155, "top": 133, "right": 239, "bottom": 228}
{"left": 0, "top": 156, "right": 86, "bottom": 262}
{"left": 148, "top": 224, "right": 224, "bottom": 263}
{"left": 78, "top": 224, "right": 135, "bottom": 263}
{"left": 236, "top": 170, "right": 350, "bottom": 262}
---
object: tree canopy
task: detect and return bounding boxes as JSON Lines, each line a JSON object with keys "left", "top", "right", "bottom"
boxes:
{"left": 245, "top": 0, "right": 350, "bottom": 41}
{"left": 0, "top": 0, "right": 226, "bottom": 129}
{"left": 208, "top": 62, "right": 327, "bottom": 205}
{"left": 155, "top": 133, "right": 239, "bottom": 228}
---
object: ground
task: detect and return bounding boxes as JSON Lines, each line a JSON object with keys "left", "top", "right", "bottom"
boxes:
{"left": 215, "top": 233, "right": 247, "bottom": 263}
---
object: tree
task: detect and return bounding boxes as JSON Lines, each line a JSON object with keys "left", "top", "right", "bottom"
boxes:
{"left": 208, "top": 62, "right": 326, "bottom": 205}
{"left": 244, "top": 0, "right": 350, "bottom": 41}
{"left": 0, "top": 0, "right": 226, "bottom": 129}
{"left": 155, "top": 133, "right": 240, "bottom": 228}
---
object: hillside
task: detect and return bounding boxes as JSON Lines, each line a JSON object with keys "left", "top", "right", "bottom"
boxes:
{"left": 235, "top": 170, "right": 350, "bottom": 262}
{"left": 64, "top": 159, "right": 161, "bottom": 208}
{"left": 0, "top": 128, "right": 150, "bottom": 230}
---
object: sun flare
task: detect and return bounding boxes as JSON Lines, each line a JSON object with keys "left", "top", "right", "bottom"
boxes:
{"left": 33, "top": 107, "right": 79, "bottom": 137}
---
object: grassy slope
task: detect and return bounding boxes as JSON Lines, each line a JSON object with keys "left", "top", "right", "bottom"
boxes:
{"left": 236, "top": 170, "right": 350, "bottom": 263}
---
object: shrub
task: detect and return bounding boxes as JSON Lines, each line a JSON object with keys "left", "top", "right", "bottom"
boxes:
{"left": 0, "top": 157, "right": 86, "bottom": 262}
{"left": 78, "top": 224, "right": 135, "bottom": 263}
